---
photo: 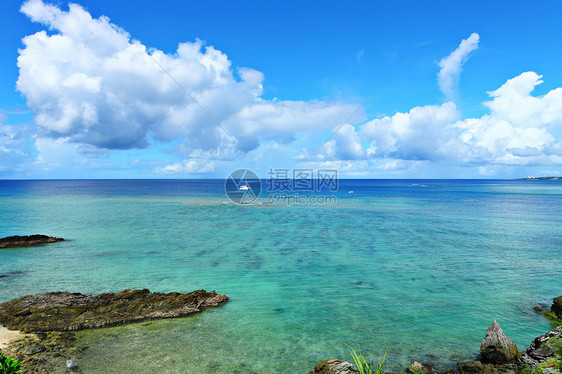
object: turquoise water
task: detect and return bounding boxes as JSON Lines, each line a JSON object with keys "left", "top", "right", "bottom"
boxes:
{"left": 0, "top": 180, "right": 560, "bottom": 373}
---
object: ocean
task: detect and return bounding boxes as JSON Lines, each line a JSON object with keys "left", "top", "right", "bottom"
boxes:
{"left": 0, "top": 179, "right": 560, "bottom": 373}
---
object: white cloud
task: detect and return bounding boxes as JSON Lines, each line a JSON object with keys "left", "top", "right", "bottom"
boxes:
{"left": 437, "top": 33, "right": 479, "bottom": 100}
{"left": 18, "top": 0, "right": 354, "bottom": 157}
{"left": 297, "top": 123, "right": 366, "bottom": 161}
{"left": 33, "top": 137, "right": 84, "bottom": 168}
{"left": 155, "top": 159, "right": 215, "bottom": 174}
{"left": 307, "top": 70, "right": 562, "bottom": 168}
{"left": 14, "top": 7, "right": 562, "bottom": 178}
{"left": 376, "top": 159, "right": 421, "bottom": 172}
{"left": 361, "top": 101, "right": 461, "bottom": 160}
{"left": 0, "top": 121, "right": 35, "bottom": 173}
{"left": 452, "top": 72, "right": 562, "bottom": 165}
{"left": 539, "top": 170, "right": 560, "bottom": 175}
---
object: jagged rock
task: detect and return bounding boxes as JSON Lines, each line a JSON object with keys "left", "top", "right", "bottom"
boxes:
{"left": 519, "top": 326, "right": 562, "bottom": 372}
{"left": 22, "top": 343, "right": 46, "bottom": 355}
{"left": 309, "top": 358, "right": 359, "bottom": 374}
{"left": 458, "top": 360, "right": 518, "bottom": 374}
{"left": 0, "top": 289, "right": 228, "bottom": 333}
{"left": 480, "top": 320, "right": 518, "bottom": 364}
{"left": 534, "top": 305, "right": 543, "bottom": 312}
{"left": 0, "top": 235, "right": 64, "bottom": 249}
{"left": 407, "top": 361, "right": 424, "bottom": 373}
{"left": 459, "top": 360, "right": 489, "bottom": 374}
{"left": 552, "top": 296, "right": 562, "bottom": 318}
{"left": 2, "top": 331, "right": 81, "bottom": 374}
{"left": 496, "top": 364, "right": 518, "bottom": 374}
{"left": 407, "top": 361, "right": 433, "bottom": 374}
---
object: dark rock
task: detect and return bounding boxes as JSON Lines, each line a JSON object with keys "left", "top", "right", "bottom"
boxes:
{"left": 552, "top": 296, "right": 562, "bottom": 318}
{"left": 22, "top": 343, "right": 46, "bottom": 355}
{"left": 0, "top": 271, "right": 25, "bottom": 280}
{"left": 2, "top": 331, "right": 81, "bottom": 374}
{"left": 494, "top": 364, "right": 518, "bottom": 374}
{"left": 0, "top": 235, "right": 64, "bottom": 249}
{"left": 480, "top": 320, "right": 518, "bottom": 364}
{"left": 309, "top": 358, "right": 359, "bottom": 374}
{"left": 0, "top": 288, "right": 228, "bottom": 333}
{"left": 458, "top": 360, "right": 518, "bottom": 374}
{"left": 458, "top": 360, "right": 487, "bottom": 374}
{"left": 534, "top": 305, "right": 543, "bottom": 312}
{"left": 407, "top": 361, "right": 433, "bottom": 374}
{"left": 519, "top": 326, "right": 562, "bottom": 371}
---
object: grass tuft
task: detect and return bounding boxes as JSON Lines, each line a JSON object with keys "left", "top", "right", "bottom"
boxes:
{"left": 348, "top": 345, "right": 387, "bottom": 374}
{"left": 544, "top": 311, "right": 562, "bottom": 326}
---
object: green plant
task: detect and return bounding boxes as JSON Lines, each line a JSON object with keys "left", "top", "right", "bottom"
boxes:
{"left": 535, "top": 358, "right": 561, "bottom": 374}
{"left": 348, "top": 346, "right": 387, "bottom": 374}
{"left": 448, "top": 346, "right": 465, "bottom": 374}
{"left": 0, "top": 350, "right": 21, "bottom": 374}
{"left": 549, "top": 337, "right": 562, "bottom": 357}
{"left": 544, "top": 311, "right": 562, "bottom": 326}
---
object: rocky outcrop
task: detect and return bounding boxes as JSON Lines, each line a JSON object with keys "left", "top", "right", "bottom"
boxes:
{"left": 309, "top": 359, "right": 359, "bottom": 374}
{"left": 480, "top": 320, "right": 518, "bottom": 364}
{"left": 407, "top": 361, "right": 434, "bottom": 374}
{"left": 0, "top": 235, "right": 64, "bottom": 249}
{"left": 0, "top": 271, "right": 24, "bottom": 279}
{"left": 457, "top": 360, "right": 517, "bottom": 374}
{"left": 2, "top": 331, "right": 83, "bottom": 374}
{"left": 310, "top": 319, "right": 561, "bottom": 374}
{"left": 552, "top": 296, "right": 562, "bottom": 318}
{"left": 0, "top": 289, "right": 228, "bottom": 333}
{"left": 458, "top": 360, "right": 495, "bottom": 374}
{"left": 519, "top": 326, "right": 562, "bottom": 373}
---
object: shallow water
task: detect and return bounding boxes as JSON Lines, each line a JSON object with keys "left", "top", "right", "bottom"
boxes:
{"left": 0, "top": 180, "right": 560, "bottom": 372}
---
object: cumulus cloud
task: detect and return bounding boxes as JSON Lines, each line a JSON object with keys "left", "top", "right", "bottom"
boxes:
{"left": 361, "top": 102, "right": 461, "bottom": 160}
{"left": 437, "top": 33, "right": 479, "bottom": 100}
{"left": 18, "top": 0, "right": 354, "bottom": 158}
{"left": 0, "top": 120, "right": 35, "bottom": 173}
{"left": 155, "top": 159, "right": 215, "bottom": 174}
{"left": 452, "top": 72, "right": 562, "bottom": 165}
{"left": 308, "top": 71, "right": 562, "bottom": 168}
{"left": 15, "top": 5, "right": 562, "bottom": 177}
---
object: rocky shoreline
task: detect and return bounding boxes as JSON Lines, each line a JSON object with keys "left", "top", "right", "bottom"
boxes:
{"left": 0, "top": 289, "right": 228, "bottom": 373}
{"left": 0, "top": 235, "right": 65, "bottom": 249}
{"left": 0, "top": 293, "right": 560, "bottom": 373}
{"left": 311, "top": 296, "right": 562, "bottom": 374}
{"left": 0, "top": 289, "right": 228, "bottom": 333}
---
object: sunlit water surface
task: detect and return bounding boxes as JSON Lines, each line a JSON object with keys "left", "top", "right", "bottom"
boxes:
{"left": 0, "top": 180, "right": 560, "bottom": 373}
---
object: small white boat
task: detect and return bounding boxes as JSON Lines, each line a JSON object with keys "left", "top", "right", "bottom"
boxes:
{"left": 239, "top": 184, "right": 251, "bottom": 191}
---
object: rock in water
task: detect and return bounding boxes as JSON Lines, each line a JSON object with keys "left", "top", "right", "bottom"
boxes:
{"left": 480, "top": 320, "right": 518, "bottom": 364}
{"left": 0, "top": 235, "right": 64, "bottom": 249}
{"left": 0, "top": 289, "right": 228, "bottom": 333}
{"left": 552, "top": 296, "right": 562, "bottom": 318}
{"left": 309, "top": 359, "right": 359, "bottom": 374}
{"left": 407, "top": 361, "right": 433, "bottom": 374}
{"left": 519, "top": 326, "right": 562, "bottom": 372}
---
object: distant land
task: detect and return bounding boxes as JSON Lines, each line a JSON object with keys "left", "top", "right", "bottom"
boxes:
{"left": 517, "top": 176, "right": 562, "bottom": 180}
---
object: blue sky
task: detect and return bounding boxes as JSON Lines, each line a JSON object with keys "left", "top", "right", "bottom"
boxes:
{"left": 1, "top": 0, "right": 562, "bottom": 179}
